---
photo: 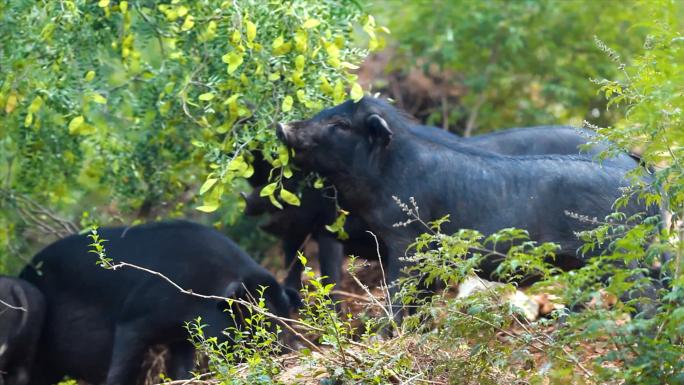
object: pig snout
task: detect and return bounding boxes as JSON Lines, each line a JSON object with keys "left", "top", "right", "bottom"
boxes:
{"left": 275, "top": 122, "right": 290, "bottom": 143}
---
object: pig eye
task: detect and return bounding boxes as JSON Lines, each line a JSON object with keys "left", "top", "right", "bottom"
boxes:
{"left": 329, "top": 121, "right": 350, "bottom": 131}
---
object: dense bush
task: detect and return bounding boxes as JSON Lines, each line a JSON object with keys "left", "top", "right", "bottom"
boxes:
{"left": 0, "top": 0, "right": 383, "bottom": 272}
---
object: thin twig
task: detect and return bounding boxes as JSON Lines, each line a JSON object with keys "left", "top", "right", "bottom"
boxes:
{"left": 561, "top": 346, "right": 594, "bottom": 378}
{"left": 105, "top": 261, "right": 324, "bottom": 357}
{"left": 0, "top": 298, "right": 26, "bottom": 312}
{"left": 366, "top": 231, "right": 395, "bottom": 316}
{"left": 331, "top": 289, "right": 374, "bottom": 302}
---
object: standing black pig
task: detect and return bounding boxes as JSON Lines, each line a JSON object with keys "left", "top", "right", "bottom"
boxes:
{"left": 245, "top": 115, "right": 639, "bottom": 295}
{"left": 20, "top": 220, "right": 299, "bottom": 385}
{"left": 275, "top": 97, "right": 656, "bottom": 319}
{"left": 0, "top": 277, "right": 45, "bottom": 385}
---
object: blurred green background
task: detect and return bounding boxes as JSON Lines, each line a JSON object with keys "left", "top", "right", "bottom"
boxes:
{"left": 367, "top": 0, "right": 662, "bottom": 134}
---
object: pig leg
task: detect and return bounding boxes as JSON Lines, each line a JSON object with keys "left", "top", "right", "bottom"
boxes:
{"left": 315, "top": 231, "right": 344, "bottom": 308}
{"left": 106, "top": 323, "right": 150, "bottom": 385}
{"left": 165, "top": 340, "right": 195, "bottom": 380}
{"left": 283, "top": 236, "right": 307, "bottom": 290}
{"left": 316, "top": 231, "right": 344, "bottom": 288}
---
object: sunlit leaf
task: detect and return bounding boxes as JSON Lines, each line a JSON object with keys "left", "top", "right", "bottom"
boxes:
{"left": 90, "top": 93, "right": 107, "bottom": 104}
{"left": 196, "top": 203, "right": 219, "bottom": 213}
{"left": 302, "top": 18, "right": 321, "bottom": 29}
{"left": 350, "top": 82, "right": 363, "bottom": 102}
{"left": 279, "top": 188, "right": 301, "bottom": 206}
{"left": 259, "top": 182, "right": 278, "bottom": 197}
{"left": 282, "top": 95, "right": 293, "bottom": 112}
{"left": 222, "top": 52, "right": 244, "bottom": 74}
{"left": 199, "top": 92, "right": 215, "bottom": 101}
{"left": 68, "top": 115, "right": 85, "bottom": 134}
{"left": 199, "top": 178, "right": 218, "bottom": 195}
{"left": 245, "top": 20, "right": 257, "bottom": 42}
{"left": 181, "top": 15, "right": 195, "bottom": 32}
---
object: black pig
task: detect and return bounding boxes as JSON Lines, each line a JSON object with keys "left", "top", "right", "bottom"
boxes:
{"left": 246, "top": 116, "right": 639, "bottom": 296}
{"left": 20, "top": 220, "right": 299, "bottom": 385}
{"left": 276, "top": 97, "right": 656, "bottom": 319}
{"left": 0, "top": 277, "right": 45, "bottom": 385}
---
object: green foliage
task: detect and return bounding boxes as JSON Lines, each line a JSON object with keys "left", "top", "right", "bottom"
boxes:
{"left": 0, "top": 0, "right": 382, "bottom": 272}
{"left": 187, "top": 253, "right": 420, "bottom": 385}
{"left": 573, "top": 1, "right": 684, "bottom": 382}
{"left": 396, "top": 3, "right": 684, "bottom": 383}
{"left": 373, "top": 0, "right": 656, "bottom": 134}
{"left": 189, "top": 288, "right": 284, "bottom": 385}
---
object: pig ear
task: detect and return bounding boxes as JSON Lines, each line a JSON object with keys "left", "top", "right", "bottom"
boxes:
{"left": 366, "top": 113, "right": 393, "bottom": 147}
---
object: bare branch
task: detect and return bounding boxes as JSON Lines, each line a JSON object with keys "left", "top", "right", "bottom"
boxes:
{"left": 105, "top": 260, "right": 324, "bottom": 357}
{"left": 0, "top": 297, "right": 26, "bottom": 312}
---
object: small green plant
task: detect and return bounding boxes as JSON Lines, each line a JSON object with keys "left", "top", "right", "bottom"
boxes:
{"left": 188, "top": 286, "right": 284, "bottom": 385}
{"left": 393, "top": 203, "right": 583, "bottom": 384}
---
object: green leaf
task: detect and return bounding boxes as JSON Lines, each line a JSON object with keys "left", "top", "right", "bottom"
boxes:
{"left": 28, "top": 96, "right": 43, "bottom": 113}
{"left": 268, "top": 193, "right": 283, "bottom": 210}
{"left": 281, "top": 95, "right": 293, "bottom": 112}
{"left": 241, "top": 164, "right": 254, "bottom": 178}
{"left": 198, "top": 92, "right": 215, "bottom": 101}
{"left": 333, "top": 80, "right": 345, "bottom": 104}
{"left": 350, "top": 82, "right": 363, "bottom": 102}
{"left": 245, "top": 20, "right": 257, "bottom": 42}
{"left": 68, "top": 115, "right": 85, "bottom": 134}
{"left": 181, "top": 15, "right": 195, "bottom": 32}
{"left": 222, "top": 52, "right": 244, "bottom": 74}
{"left": 199, "top": 178, "right": 218, "bottom": 195}
{"left": 196, "top": 203, "right": 219, "bottom": 213}
{"left": 297, "top": 253, "right": 308, "bottom": 266}
{"left": 279, "top": 188, "right": 301, "bottom": 206}
{"left": 278, "top": 146, "right": 289, "bottom": 165}
{"left": 326, "top": 211, "right": 349, "bottom": 240}
{"left": 227, "top": 156, "right": 248, "bottom": 173}
{"left": 90, "top": 93, "right": 107, "bottom": 104}
{"left": 272, "top": 35, "right": 284, "bottom": 49}
{"left": 302, "top": 18, "right": 321, "bottom": 29}
{"left": 84, "top": 70, "right": 96, "bottom": 82}
{"left": 259, "top": 182, "right": 278, "bottom": 197}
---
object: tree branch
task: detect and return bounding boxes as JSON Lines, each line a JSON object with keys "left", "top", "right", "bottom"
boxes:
{"left": 0, "top": 297, "right": 26, "bottom": 312}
